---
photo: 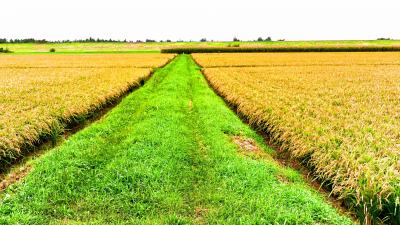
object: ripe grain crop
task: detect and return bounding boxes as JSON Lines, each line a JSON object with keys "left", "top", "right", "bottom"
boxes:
{"left": 0, "top": 54, "right": 174, "bottom": 164}
{"left": 193, "top": 52, "right": 400, "bottom": 224}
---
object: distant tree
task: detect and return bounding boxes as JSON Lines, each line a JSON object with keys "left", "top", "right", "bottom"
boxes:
{"left": 200, "top": 38, "right": 207, "bottom": 42}
{"left": 49, "top": 48, "right": 56, "bottom": 52}
{"left": 166, "top": 40, "right": 172, "bottom": 42}
{"left": 257, "top": 37, "right": 272, "bottom": 42}
{"left": 37, "top": 39, "right": 47, "bottom": 43}
{"left": 0, "top": 37, "right": 134, "bottom": 44}
{"left": 0, "top": 48, "right": 12, "bottom": 53}
{"left": 145, "top": 39, "right": 156, "bottom": 42}
{"left": 233, "top": 37, "right": 240, "bottom": 42}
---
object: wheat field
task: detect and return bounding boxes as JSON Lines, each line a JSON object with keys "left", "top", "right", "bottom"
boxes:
{"left": 193, "top": 52, "right": 400, "bottom": 222}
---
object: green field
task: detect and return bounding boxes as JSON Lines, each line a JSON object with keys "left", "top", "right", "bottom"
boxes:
{"left": 0, "top": 55, "right": 353, "bottom": 224}
{"left": 1, "top": 40, "right": 400, "bottom": 53}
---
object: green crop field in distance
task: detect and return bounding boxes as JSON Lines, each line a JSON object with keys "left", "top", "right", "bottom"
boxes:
{"left": 1, "top": 39, "right": 399, "bottom": 53}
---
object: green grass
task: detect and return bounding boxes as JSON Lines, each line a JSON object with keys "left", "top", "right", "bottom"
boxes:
{"left": 1, "top": 40, "right": 400, "bottom": 53}
{"left": 0, "top": 55, "right": 353, "bottom": 224}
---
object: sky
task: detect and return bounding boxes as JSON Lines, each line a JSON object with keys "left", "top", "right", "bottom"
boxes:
{"left": 1, "top": 0, "right": 399, "bottom": 41}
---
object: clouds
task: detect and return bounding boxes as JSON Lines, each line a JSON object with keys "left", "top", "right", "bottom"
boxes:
{"left": 1, "top": 0, "right": 399, "bottom": 41}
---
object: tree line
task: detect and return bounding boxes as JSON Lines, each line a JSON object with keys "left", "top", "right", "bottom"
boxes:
{"left": 0, "top": 38, "right": 130, "bottom": 43}
{"left": 0, "top": 37, "right": 276, "bottom": 44}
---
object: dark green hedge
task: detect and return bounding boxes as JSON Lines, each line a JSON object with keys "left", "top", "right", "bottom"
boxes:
{"left": 161, "top": 46, "right": 400, "bottom": 54}
{"left": 0, "top": 48, "right": 12, "bottom": 53}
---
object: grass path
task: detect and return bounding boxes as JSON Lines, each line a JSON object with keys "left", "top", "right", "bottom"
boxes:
{"left": 0, "top": 55, "right": 353, "bottom": 224}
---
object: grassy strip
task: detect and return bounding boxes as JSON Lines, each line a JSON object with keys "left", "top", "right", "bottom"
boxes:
{"left": 161, "top": 46, "right": 400, "bottom": 53}
{"left": 0, "top": 55, "right": 353, "bottom": 224}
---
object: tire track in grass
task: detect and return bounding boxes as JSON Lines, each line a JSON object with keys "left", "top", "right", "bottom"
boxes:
{"left": 0, "top": 55, "right": 354, "bottom": 224}
{"left": 184, "top": 55, "right": 213, "bottom": 224}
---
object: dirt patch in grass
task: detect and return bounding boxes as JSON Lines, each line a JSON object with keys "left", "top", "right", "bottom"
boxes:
{"left": 232, "top": 136, "right": 292, "bottom": 185}
{"left": 232, "top": 136, "right": 259, "bottom": 152}
{"left": 195, "top": 207, "right": 209, "bottom": 217}
{"left": 0, "top": 164, "right": 32, "bottom": 191}
{"left": 232, "top": 136, "right": 272, "bottom": 160}
{"left": 188, "top": 100, "right": 193, "bottom": 111}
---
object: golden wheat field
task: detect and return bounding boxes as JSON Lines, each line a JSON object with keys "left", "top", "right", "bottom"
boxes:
{"left": 0, "top": 53, "right": 174, "bottom": 162}
{"left": 193, "top": 52, "right": 400, "bottom": 221}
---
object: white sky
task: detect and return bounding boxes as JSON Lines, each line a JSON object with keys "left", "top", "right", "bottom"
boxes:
{"left": 2, "top": 0, "right": 399, "bottom": 41}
